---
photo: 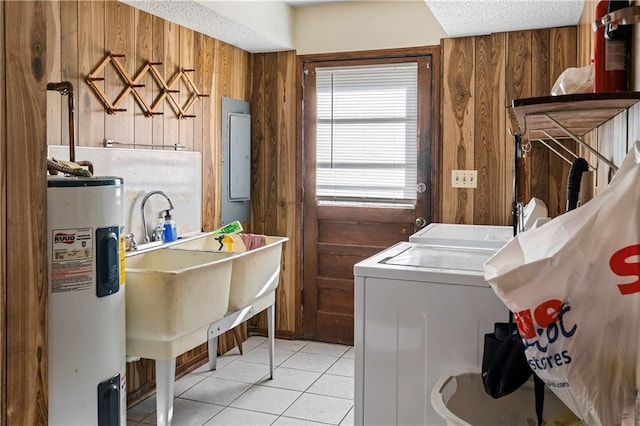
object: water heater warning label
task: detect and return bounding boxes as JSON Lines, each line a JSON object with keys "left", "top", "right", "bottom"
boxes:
{"left": 51, "top": 227, "right": 93, "bottom": 293}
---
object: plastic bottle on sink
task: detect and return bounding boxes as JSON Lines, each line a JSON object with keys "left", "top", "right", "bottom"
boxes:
{"left": 162, "top": 210, "right": 177, "bottom": 242}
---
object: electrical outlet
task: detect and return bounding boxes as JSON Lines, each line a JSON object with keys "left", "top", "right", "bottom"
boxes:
{"left": 452, "top": 170, "right": 478, "bottom": 188}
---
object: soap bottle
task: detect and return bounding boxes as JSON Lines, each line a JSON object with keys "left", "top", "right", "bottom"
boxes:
{"left": 162, "top": 210, "right": 177, "bottom": 242}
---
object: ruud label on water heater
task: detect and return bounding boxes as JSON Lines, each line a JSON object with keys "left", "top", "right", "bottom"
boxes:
{"left": 50, "top": 227, "right": 93, "bottom": 293}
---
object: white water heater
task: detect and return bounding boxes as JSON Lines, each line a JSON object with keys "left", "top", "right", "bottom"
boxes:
{"left": 47, "top": 176, "right": 126, "bottom": 426}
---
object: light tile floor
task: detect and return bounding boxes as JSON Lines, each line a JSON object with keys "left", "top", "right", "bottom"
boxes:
{"left": 128, "top": 337, "right": 355, "bottom": 426}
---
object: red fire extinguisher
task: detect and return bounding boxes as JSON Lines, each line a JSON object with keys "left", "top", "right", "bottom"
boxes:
{"left": 592, "top": 0, "right": 630, "bottom": 92}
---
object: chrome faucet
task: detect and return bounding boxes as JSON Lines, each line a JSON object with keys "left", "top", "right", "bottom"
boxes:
{"left": 141, "top": 190, "right": 175, "bottom": 243}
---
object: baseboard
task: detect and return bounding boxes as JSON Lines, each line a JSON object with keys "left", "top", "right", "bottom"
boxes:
{"left": 247, "top": 328, "right": 299, "bottom": 340}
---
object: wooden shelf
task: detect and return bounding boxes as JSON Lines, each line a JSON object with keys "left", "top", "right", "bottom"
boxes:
{"left": 509, "top": 92, "right": 640, "bottom": 142}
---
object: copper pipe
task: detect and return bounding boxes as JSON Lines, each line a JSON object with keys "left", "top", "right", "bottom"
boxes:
{"left": 47, "top": 81, "right": 75, "bottom": 163}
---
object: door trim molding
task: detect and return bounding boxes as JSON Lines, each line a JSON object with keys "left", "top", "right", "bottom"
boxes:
{"left": 300, "top": 46, "right": 442, "bottom": 340}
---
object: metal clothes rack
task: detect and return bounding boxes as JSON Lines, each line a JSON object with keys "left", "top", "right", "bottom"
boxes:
{"left": 508, "top": 92, "right": 640, "bottom": 230}
{"left": 509, "top": 92, "right": 640, "bottom": 171}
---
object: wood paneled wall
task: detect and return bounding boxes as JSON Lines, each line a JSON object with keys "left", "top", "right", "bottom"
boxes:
{"left": 3, "top": 2, "right": 54, "bottom": 424}
{"left": 440, "top": 2, "right": 640, "bottom": 224}
{"left": 48, "top": 0, "right": 253, "bottom": 405}
{"left": 3, "top": 0, "right": 636, "bottom": 423}
{"left": 441, "top": 27, "right": 578, "bottom": 224}
{"left": 2, "top": 0, "right": 304, "bottom": 415}
{"left": 0, "top": 2, "right": 6, "bottom": 424}
{"left": 248, "top": 51, "right": 301, "bottom": 338}
{"left": 50, "top": 2, "right": 250, "bottom": 152}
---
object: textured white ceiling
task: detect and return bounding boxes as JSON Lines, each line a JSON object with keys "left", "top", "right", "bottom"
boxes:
{"left": 122, "top": 0, "right": 295, "bottom": 53}
{"left": 424, "top": 0, "right": 585, "bottom": 38}
{"left": 123, "top": 0, "right": 587, "bottom": 53}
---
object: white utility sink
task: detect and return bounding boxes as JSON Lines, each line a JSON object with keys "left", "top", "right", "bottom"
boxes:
{"left": 125, "top": 234, "right": 288, "bottom": 426}
{"left": 170, "top": 234, "right": 288, "bottom": 310}
{"left": 125, "top": 248, "right": 235, "bottom": 360}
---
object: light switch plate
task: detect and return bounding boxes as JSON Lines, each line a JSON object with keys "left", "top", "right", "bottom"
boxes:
{"left": 451, "top": 170, "right": 478, "bottom": 188}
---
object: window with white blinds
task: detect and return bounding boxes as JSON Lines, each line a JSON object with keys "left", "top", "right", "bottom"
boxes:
{"left": 315, "top": 62, "right": 418, "bottom": 206}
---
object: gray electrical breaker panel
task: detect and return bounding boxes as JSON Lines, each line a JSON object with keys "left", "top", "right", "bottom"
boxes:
{"left": 229, "top": 113, "right": 251, "bottom": 201}
{"left": 221, "top": 97, "right": 251, "bottom": 225}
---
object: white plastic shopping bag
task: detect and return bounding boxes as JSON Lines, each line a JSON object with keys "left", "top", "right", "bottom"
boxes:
{"left": 484, "top": 141, "right": 640, "bottom": 425}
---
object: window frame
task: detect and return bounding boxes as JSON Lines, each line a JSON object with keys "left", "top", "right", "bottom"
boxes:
{"left": 301, "top": 48, "right": 441, "bottom": 222}
{"left": 314, "top": 62, "right": 420, "bottom": 206}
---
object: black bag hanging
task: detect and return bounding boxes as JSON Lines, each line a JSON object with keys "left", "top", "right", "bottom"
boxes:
{"left": 481, "top": 316, "right": 532, "bottom": 398}
{"left": 482, "top": 124, "right": 549, "bottom": 426}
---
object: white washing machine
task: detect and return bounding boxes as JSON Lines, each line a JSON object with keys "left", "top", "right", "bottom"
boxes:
{"left": 353, "top": 242, "right": 508, "bottom": 426}
{"left": 409, "top": 223, "right": 513, "bottom": 249}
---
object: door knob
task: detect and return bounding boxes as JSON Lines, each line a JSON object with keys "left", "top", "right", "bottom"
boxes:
{"left": 415, "top": 217, "right": 426, "bottom": 228}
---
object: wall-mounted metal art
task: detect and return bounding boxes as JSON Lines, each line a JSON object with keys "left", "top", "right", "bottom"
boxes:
{"left": 86, "top": 52, "right": 209, "bottom": 119}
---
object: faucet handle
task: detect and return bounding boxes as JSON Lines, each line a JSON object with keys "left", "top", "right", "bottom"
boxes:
{"left": 151, "top": 222, "right": 164, "bottom": 242}
{"left": 125, "top": 233, "right": 138, "bottom": 251}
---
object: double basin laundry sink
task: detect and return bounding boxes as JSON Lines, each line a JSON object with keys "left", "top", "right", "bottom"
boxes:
{"left": 124, "top": 232, "right": 287, "bottom": 360}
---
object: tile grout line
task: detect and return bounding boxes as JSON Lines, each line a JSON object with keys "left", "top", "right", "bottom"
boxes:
{"left": 182, "top": 340, "right": 315, "bottom": 423}
{"left": 220, "top": 349, "right": 345, "bottom": 423}
{"left": 336, "top": 405, "right": 354, "bottom": 426}
{"left": 128, "top": 341, "right": 354, "bottom": 426}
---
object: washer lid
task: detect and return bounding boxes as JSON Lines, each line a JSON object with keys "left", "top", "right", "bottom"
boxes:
{"left": 380, "top": 244, "right": 496, "bottom": 272}
{"left": 409, "top": 223, "right": 513, "bottom": 249}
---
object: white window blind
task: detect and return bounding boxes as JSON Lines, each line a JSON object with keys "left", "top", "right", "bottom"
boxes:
{"left": 315, "top": 62, "right": 418, "bottom": 206}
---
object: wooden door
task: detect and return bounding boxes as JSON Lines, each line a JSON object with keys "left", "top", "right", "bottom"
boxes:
{"left": 302, "top": 50, "right": 439, "bottom": 344}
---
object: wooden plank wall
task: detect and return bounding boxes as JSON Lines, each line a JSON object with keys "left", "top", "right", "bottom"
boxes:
{"left": 53, "top": 1, "right": 222, "bottom": 151}
{"left": 3, "top": 2, "right": 55, "bottom": 424}
{"left": 59, "top": 1, "right": 253, "bottom": 405}
{"left": 474, "top": 34, "right": 507, "bottom": 226}
{"left": 441, "top": 27, "right": 577, "bottom": 224}
{"left": 0, "top": 2, "right": 5, "bottom": 424}
{"left": 248, "top": 51, "right": 301, "bottom": 338}
{"left": 3, "top": 0, "right": 635, "bottom": 422}
{"left": 442, "top": 37, "right": 476, "bottom": 224}
{"left": 3, "top": 0, "right": 277, "bottom": 412}
{"left": 50, "top": 1, "right": 252, "bottom": 405}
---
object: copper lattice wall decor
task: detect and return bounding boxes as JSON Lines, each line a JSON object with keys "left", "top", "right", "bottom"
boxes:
{"left": 86, "top": 52, "right": 209, "bottom": 119}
